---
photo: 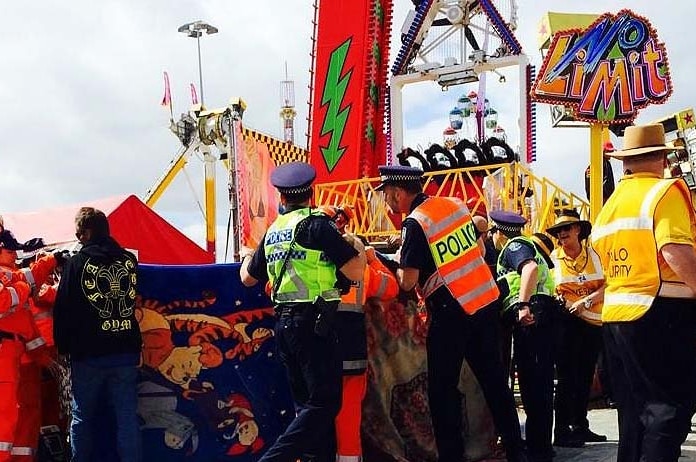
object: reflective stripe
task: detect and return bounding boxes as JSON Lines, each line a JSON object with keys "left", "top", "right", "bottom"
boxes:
{"left": 658, "top": 282, "right": 696, "bottom": 299}
{"left": 422, "top": 257, "right": 481, "bottom": 299}
{"left": 337, "top": 456, "right": 361, "bottom": 462}
{"left": 421, "top": 272, "right": 444, "bottom": 298}
{"left": 8, "top": 287, "right": 19, "bottom": 307}
{"left": 604, "top": 293, "right": 654, "bottom": 307}
{"left": 338, "top": 303, "right": 363, "bottom": 313}
{"left": 592, "top": 217, "right": 653, "bottom": 241}
{"left": 0, "top": 441, "right": 12, "bottom": 451}
{"left": 25, "top": 337, "right": 45, "bottom": 351}
{"left": 20, "top": 268, "right": 35, "bottom": 292}
{"left": 342, "top": 359, "right": 367, "bottom": 370}
{"left": 373, "top": 274, "right": 389, "bottom": 299}
{"left": 10, "top": 446, "right": 34, "bottom": 455}
{"left": 580, "top": 310, "right": 602, "bottom": 321}
{"left": 411, "top": 202, "right": 469, "bottom": 237}
{"left": 455, "top": 278, "right": 498, "bottom": 308}
{"left": 33, "top": 311, "right": 52, "bottom": 321}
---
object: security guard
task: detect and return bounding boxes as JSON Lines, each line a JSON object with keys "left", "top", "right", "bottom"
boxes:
{"left": 592, "top": 124, "right": 696, "bottom": 462}
{"left": 491, "top": 211, "right": 556, "bottom": 462}
{"left": 377, "top": 165, "right": 527, "bottom": 462}
{"left": 546, "top": 211, "right": 606, "bottom": 447}
{"left": 240, "top": 162, "right": 366, "bottom": 462}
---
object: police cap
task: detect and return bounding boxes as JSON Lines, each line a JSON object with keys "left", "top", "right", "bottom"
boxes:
{"left": 271, "top": 162, "right": 317, "bottom": 195}
{"left": 489, "top": 210, "right": 527, "bottom": 233}
{"left": 375, "top": 165, "right": 424, "bottom": 191}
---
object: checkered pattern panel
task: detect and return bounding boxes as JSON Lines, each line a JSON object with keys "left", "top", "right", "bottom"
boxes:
{"left": 242, "top": 127, "right": 308, "bottom": 166}
{"left": 267, "top": 249, "right": 308, "bottom": 263}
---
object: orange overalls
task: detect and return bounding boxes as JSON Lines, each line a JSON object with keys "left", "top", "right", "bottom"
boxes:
{"left": 0, "top": 256, "right": 57, "bottom": 461}
{"left": 335, "top": 252, "right": 398, "bottom": 462}
{"left": 0, "top": 279, "right": 35, "bottom": 462}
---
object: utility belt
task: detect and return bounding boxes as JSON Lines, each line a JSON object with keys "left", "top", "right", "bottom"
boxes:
{"left": 274, "top": 296, "right": 340, "bottom": 337}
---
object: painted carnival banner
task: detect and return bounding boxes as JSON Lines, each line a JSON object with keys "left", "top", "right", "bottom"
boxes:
{"left": 532, "top": 9, "right": 672, "bottom": 124}
{"left": 104, "top": 264, "right": 499, "bottom": 461}
{"left": 136, "top": 263, "right": 293, "bottom": 461}
{"left": 236, "top": 124, "right": 279, "bottom": 250}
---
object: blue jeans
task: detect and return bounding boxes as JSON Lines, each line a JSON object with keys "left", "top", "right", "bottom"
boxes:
{"left": 70, "top": 359, "right": 141, "bottom": 462}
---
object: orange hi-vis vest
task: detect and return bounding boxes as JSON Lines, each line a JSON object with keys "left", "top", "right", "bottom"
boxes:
{"left": 0, "top": 279, "right": 40, "bottom": 344}
{"left": 593, "top": 177, "right": 695, "bottom": 322}
{"left": 0, "top": 256, "right": 56, "bottom": 355}
{"left": 409, "top": 197, "right": 499, "bottom": 314}
{"left": 338, "top": 257, "right": 399, "bottom": 313}
{"left": 551, "top": 245, "right": 604, "bottom": 326}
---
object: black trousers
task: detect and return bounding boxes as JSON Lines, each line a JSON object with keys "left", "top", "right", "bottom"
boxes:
{"left": 259, "top": 308, "right": 343, "bottom": 462}
{"left": 554, "top": 314, "right": 602, "bottom": 434}
{"left": 426, "top": 301, "right": 525, "bottom": 462}
{"left": 604, "top": 297, "right": 696, "bottom": 462}
{"left": 513, "top": 320, "right": 555, "bottom": 459}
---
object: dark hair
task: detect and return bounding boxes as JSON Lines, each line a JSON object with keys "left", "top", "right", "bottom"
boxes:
{"left": 394, "top": 180, "right": 423, "bottom": 195}
{"left": 282, "top": 189, "right": 313, "bottom": 205}
{"left": 75, "top": 207, "right": 110, "bottom": 240}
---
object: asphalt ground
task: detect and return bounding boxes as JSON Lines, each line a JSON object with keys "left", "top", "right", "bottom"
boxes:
{"left": 538, "top": 409, "right": 696, "bottom": 462}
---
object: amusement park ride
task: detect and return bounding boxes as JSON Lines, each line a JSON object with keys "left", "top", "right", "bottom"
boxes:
{"left": 142, "top": 0, "right": 678, "bottom": 261}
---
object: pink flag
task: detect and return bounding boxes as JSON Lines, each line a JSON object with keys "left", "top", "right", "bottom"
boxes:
{"left": 160, "top": 72, "right": 172, "bottom": 107}
{"left": 190, "top": 83, "right": 199, "bottom": 105}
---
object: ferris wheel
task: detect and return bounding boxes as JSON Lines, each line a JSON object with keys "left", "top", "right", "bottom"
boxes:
{"left": 393, "top": 0, "right": 521, "bottom": 80}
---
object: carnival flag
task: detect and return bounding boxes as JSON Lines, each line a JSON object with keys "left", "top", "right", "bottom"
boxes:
{"left": 191, "top": 83, "right": 199, "bottom": 105}
{"left": 160, "top": 72, "right": 172, "bottom": 107}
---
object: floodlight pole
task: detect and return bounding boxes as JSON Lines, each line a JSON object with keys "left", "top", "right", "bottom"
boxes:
{"left": 178, "top": 20, "right": 218, "bottom": 107}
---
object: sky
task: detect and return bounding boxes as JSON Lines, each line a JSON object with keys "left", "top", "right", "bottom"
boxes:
{"left": 0, "top": 0, "right": 693, "bottom": 260}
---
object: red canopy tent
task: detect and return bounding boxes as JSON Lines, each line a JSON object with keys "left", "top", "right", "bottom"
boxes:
{"left": 2, "top": 195, "right": 213, "bottom": 265}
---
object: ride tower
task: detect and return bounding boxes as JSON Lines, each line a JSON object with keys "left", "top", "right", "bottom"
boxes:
{"left": 280, "top": 64, "right": 297, "bottom": 144}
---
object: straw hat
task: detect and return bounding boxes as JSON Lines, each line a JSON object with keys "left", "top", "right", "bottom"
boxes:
{"left": 609, "top": 124, "right": 683, "bottom": 158}
{"left": 546, "top": 210, "right": 591, "bottom": 241}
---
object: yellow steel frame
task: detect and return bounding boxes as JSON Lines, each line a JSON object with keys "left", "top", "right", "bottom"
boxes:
{"left": 315, "top": 163, "right": 588, "bottom": 238}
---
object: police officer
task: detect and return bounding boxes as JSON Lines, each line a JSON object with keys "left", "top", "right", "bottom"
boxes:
{"left": 377, "top": 165, "right": 527, "bottom": 462}
{"left": 592, "top": 124, "right": 696, "bottom": 462}
{"left": 240, "top": 162, "right": 366, "bottom": 462}
{"left": 491, "top": 211, "right": 556, "bottom": 462}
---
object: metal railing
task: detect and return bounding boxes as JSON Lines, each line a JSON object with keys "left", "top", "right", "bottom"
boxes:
{"left": 314, "top": 162, "right": 589, "bottom": 238}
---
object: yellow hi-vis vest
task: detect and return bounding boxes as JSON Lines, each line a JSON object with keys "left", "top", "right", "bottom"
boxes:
{"left": 264, "top": 209, "right": 341, "bottom": 304}
{"left": 409, "top": 196, "right": 499, "bottom": 314}
{"left": 551, "top": 245, "right": 604, "bottom": 326}
{"left": 592, "top": 177, "right": 693, "bottom": 322}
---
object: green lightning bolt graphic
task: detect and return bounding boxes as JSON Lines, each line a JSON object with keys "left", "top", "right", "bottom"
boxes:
{"left": 320, "top": 38, "right": 353, "bottom": 172}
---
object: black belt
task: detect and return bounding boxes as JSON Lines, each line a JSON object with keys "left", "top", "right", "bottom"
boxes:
{"left": 275, "top": 304, "right": 316, "bottom": 317}
{"left": 0, "top": 331, "right": 18, "bottom": 341}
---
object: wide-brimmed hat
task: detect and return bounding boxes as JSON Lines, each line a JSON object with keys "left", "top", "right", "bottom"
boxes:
{"left": 546, "top": 210, "right": 591, "bottom": 241}
{"left": 530, "top": 233, "right": 555, "bottom": 269}
{"left": 609, "top": 124, "right": 683, "bottom": 158}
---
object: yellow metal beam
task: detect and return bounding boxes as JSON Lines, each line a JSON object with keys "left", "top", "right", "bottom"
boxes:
{"left": 144, "top": 146, "right": 193, "bottom": 207}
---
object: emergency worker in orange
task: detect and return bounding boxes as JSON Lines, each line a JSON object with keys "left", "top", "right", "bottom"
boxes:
{"left": 592, "top": 124, "right": 696, "bottom": 462}
{"left": 0, "top": 226, "right": 61, "bottom": 461}
{"left": 546, "top": 210, "right": 606, "bottom": 447}
{"left": 376, "top": 165, "right": 527, "bottom": 462}
{"left": 318, "top": 205, "right": 399, "bottom": 462}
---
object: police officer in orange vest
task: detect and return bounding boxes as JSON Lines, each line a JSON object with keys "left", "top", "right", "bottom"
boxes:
{"left": 377, "top": 165, "right": 527, "bottom": 462}
{"left": 593, "top": 124, "right": 696, "bottom": 462}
